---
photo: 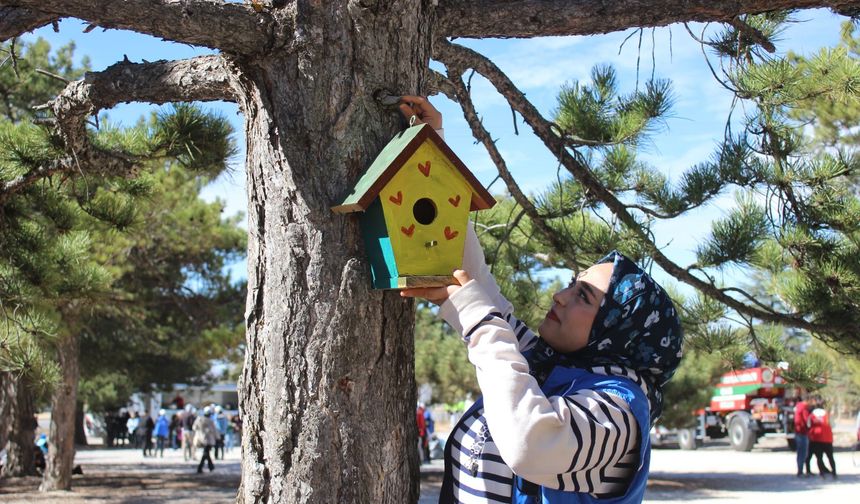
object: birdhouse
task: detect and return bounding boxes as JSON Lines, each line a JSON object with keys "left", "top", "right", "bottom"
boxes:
{"left": 332, "top": 124, "right": 496, "bottom": 289}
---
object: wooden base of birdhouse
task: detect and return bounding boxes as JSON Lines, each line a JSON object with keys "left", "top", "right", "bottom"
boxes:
{"left": 394, "top": 275, "right": 458, "bottom": 290}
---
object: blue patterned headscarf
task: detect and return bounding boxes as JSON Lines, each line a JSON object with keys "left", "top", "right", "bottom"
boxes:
{"left": 529, "top": 251, "right": 684, "bottom": 424}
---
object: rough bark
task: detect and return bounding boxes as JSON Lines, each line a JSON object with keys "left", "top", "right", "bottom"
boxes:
{"left": 40, "top": 331, "right": 79, "bottom": 491}
{"left": 437, "top": 0, "right": 860, "bottom": 38}
{"left": 0, "top": 0, "right": 277, "bottom": 54}
{"left": 235, "top": 2, "right": 431, "bottom": 502}
{"left": 2, "top": 375, "right": 37, "bottom": 477}
{"left": 0, "top": 5, "right": 55, "bottom": 41}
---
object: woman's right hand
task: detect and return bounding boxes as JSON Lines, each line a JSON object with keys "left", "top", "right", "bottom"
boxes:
{"left": 399, "top": 95, "right": 442, "bottom": 130}
{"left": 400, "top": 270, "right": 470, "bottom": 306}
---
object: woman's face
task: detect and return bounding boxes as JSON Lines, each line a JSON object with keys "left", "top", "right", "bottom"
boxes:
{"left": 538, "top": 262, "right": 614, "bottom": 353}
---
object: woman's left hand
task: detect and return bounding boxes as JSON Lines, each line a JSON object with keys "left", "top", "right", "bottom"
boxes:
{"left": 400, "top": 270, "right": 470, "bottom": 305}
{"left": 399, "top": 95, "right": 442, "bottom": 130}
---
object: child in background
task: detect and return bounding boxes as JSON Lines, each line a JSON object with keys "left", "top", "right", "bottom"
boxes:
{"left": 399, "top": 97, "right": 684, "bottom": 503}
{"left": 807, "top": 396, "right": 836, "bottom": 478}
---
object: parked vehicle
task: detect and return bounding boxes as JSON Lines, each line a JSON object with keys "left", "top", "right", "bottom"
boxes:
{"left": 678, "top": 367, "right": 798, "bottom": 452}
{"left": 649, "top": 424, "right": 679, "bottom": 448}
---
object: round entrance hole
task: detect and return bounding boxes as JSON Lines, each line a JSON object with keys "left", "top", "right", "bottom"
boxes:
{"left": 413, "top": 198, "right": 437, "bottom": 225}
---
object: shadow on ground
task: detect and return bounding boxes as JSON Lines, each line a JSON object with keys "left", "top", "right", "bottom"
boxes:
{"left": 645, "top": 472, "right": 852, "bottom": 500}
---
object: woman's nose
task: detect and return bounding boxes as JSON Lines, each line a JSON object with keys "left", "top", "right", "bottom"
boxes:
{"left": 553, "top": 287, "right": 572, "bottom": 305}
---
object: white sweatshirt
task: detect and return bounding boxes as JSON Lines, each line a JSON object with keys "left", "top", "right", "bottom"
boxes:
{"left": 437, "top": 224, "right": 641, "bottom": 500}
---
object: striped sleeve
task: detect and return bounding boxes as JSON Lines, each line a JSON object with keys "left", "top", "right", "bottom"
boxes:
{"left": 441, "top": 280, "right": 638, "bottom": 487}
{"left": 504, "top": 312, "right": 539, "bottom": 352}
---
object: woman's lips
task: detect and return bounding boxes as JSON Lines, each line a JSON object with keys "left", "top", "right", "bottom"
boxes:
{"left": 546, "top": 309, "right": 560, "bottom": 323}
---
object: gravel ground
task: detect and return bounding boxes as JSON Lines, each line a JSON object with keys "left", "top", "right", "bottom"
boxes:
{"left": 1, "top": 438, "right": 856, "bottom": 503}
{"left": 642, "top": 436, "right": 858, "bottom": 503}
{"left": 0, "top": 446, "right": 242, "bottom": 503}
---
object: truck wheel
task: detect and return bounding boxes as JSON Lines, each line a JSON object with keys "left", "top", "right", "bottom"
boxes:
{"left": 679, "top": 428, "right": 698, "bottom": 450}
{"left": 729, "top": 413, "right": 756, "bottom": 452}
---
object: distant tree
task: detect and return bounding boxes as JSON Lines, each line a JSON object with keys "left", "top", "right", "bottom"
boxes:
{"left": 1, "top": 37, "right": 87, "bottom": 477}
{"left": 414, "top": 305, "right": 477, "bottom": 406}
{"left": 791, "top": 21, "right": 860, "bottom": 151}
{"left": 0, "top": 38, "right": 243, "bottom": 488}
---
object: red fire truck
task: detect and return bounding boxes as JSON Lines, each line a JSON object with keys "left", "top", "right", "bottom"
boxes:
{"left": 678, "top": 367, "right": 797, "bottom": 451}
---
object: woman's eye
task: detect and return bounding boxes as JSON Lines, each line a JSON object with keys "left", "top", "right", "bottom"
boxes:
{"left": 578, "top": 289, "right": 589, "bottom": 302}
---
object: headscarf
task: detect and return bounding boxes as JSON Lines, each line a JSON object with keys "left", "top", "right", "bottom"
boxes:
{"left": 528, "top": 251, "right": 684, "bottom": 424}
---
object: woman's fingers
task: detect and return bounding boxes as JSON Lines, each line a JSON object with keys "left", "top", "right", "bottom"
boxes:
{"left": 399, "top": 95, "right": 442, "bottom": 130}
{"left": 399, "top": 271, "right": 471, "bottom": 306}
{"left": 399, "top": 103, "right": 423, "bottom": 124}
{"left": 400, "top": 287, "right": 448, "bottom": 302}
{"left": 452, "top": 270, "right": 471, "bottom": 285}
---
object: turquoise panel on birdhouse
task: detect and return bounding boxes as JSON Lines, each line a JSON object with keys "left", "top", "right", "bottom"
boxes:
{"left": 360, "top": 198, "right": 399, "bottom": 289}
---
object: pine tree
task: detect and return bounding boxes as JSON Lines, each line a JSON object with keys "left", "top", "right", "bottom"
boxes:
{"left": 1, "top": 37, "right": 88, "bottom": 477}
{"left": 0, "top": 38, "right": 243, "bottom": 487}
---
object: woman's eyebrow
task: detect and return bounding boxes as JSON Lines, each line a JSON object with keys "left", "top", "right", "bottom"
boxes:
{"left": 579, "top": 281, "right": 596, "bottom": 301}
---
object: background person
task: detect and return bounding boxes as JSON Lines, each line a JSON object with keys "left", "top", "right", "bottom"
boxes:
{"left": 154, "top": 409, "right": 170, "bottom": 458}
{"left": 214, "top": 405, "right": 228, "bottom": 460}
{"left": 193, "top": 406, "right": 218, "bottom": 473}
{"left": 807, "top": 396, "right": 836, "bottom": 478}
{"left": 181, "top": 405, "right": 197, "bottom": 461}
{"left": 794, "top": 394, "right": 811, "bottom": 477}
{"left": 126, "top": 411, "right": 139, "bottom": 448}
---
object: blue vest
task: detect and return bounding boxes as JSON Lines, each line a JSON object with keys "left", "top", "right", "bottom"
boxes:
{"left": 443, "top": 367, "right": 651, "bottom": 504}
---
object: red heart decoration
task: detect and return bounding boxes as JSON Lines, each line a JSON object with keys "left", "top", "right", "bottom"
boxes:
{"left": 448, "top": 194, "right": 461, "bottom": 207}
{"left": 401, "top": 224, "right": 415, "bottom": 237}
{"left": 389, "top": 191, "right": 403, "bottom": 206}
{"left": 417, "top": 161, "right": 431, "bottom": 177}
{"left": 444, "top": 226, "right": 459, "bottom": 240}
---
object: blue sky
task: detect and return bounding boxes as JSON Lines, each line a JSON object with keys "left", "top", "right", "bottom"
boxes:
{"left": 22, "top": 10, "right": 847, "bottom": 289}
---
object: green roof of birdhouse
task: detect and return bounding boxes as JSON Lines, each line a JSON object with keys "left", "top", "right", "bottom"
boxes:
{"left": 331, "top": 124, "right": 495, "bottom": 214}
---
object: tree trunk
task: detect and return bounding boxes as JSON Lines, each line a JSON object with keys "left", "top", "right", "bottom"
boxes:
{"left": 2, "top": 375, "right": 37, "bottom": 477}
{"left": 0, "top": 372, "right": 10, "bottom": 459}
{"left": 40, "top": 331, "right": 79, "bottom": 491}
{"left": 237, "top": 2, "right": 432, "bottom": 502}
{"left": 74, "top": 401, "right": 88, "bottom": 446}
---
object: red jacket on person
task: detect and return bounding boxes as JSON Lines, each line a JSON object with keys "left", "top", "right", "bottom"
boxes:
{"left": 808, "top": 408, "right": 833, "bottom": 444}
{"left": 416, "top": 406, "right": 426, "bottom": 438}
{"left": 794, "top": 401, "right": 810, "bottom": 435}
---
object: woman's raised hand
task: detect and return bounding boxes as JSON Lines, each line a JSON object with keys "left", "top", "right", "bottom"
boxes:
{"left": 399, "top": 95, "right": 442, "bottom": 130}
{"left": 400, "top": 270, "right": 470, "bottom": 306}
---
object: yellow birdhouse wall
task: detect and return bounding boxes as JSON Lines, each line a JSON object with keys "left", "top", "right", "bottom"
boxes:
{"left": 378, "top": 141, "right": 472, "bottom": 276}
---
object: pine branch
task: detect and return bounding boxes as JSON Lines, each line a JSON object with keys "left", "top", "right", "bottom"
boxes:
{"left": 432, "top": 67, "right": 579, "bottom": 270}
{"left": 37, "top": 54, "right": 235, "bottom": 159}
{"left": 0, "top": 157, "right": 67, "bottom": 204}
{"left": 0, "top": 6, "right": 56, "bottom": 42}
{"left": 0, "top": 0, "right": 278, "bottom": 54}
{"left": 433, "top": 37, "right": 848, "bottom": 337}
{"left": 437, "top": 0, "right": 860, "bottom": 39}
{"left": 728, "top": 16, "right": 777, "bottom": 53}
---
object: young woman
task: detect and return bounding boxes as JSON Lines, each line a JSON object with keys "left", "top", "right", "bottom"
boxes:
{"left": 400, "top": 97, "right": 684, "bottom": 503}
